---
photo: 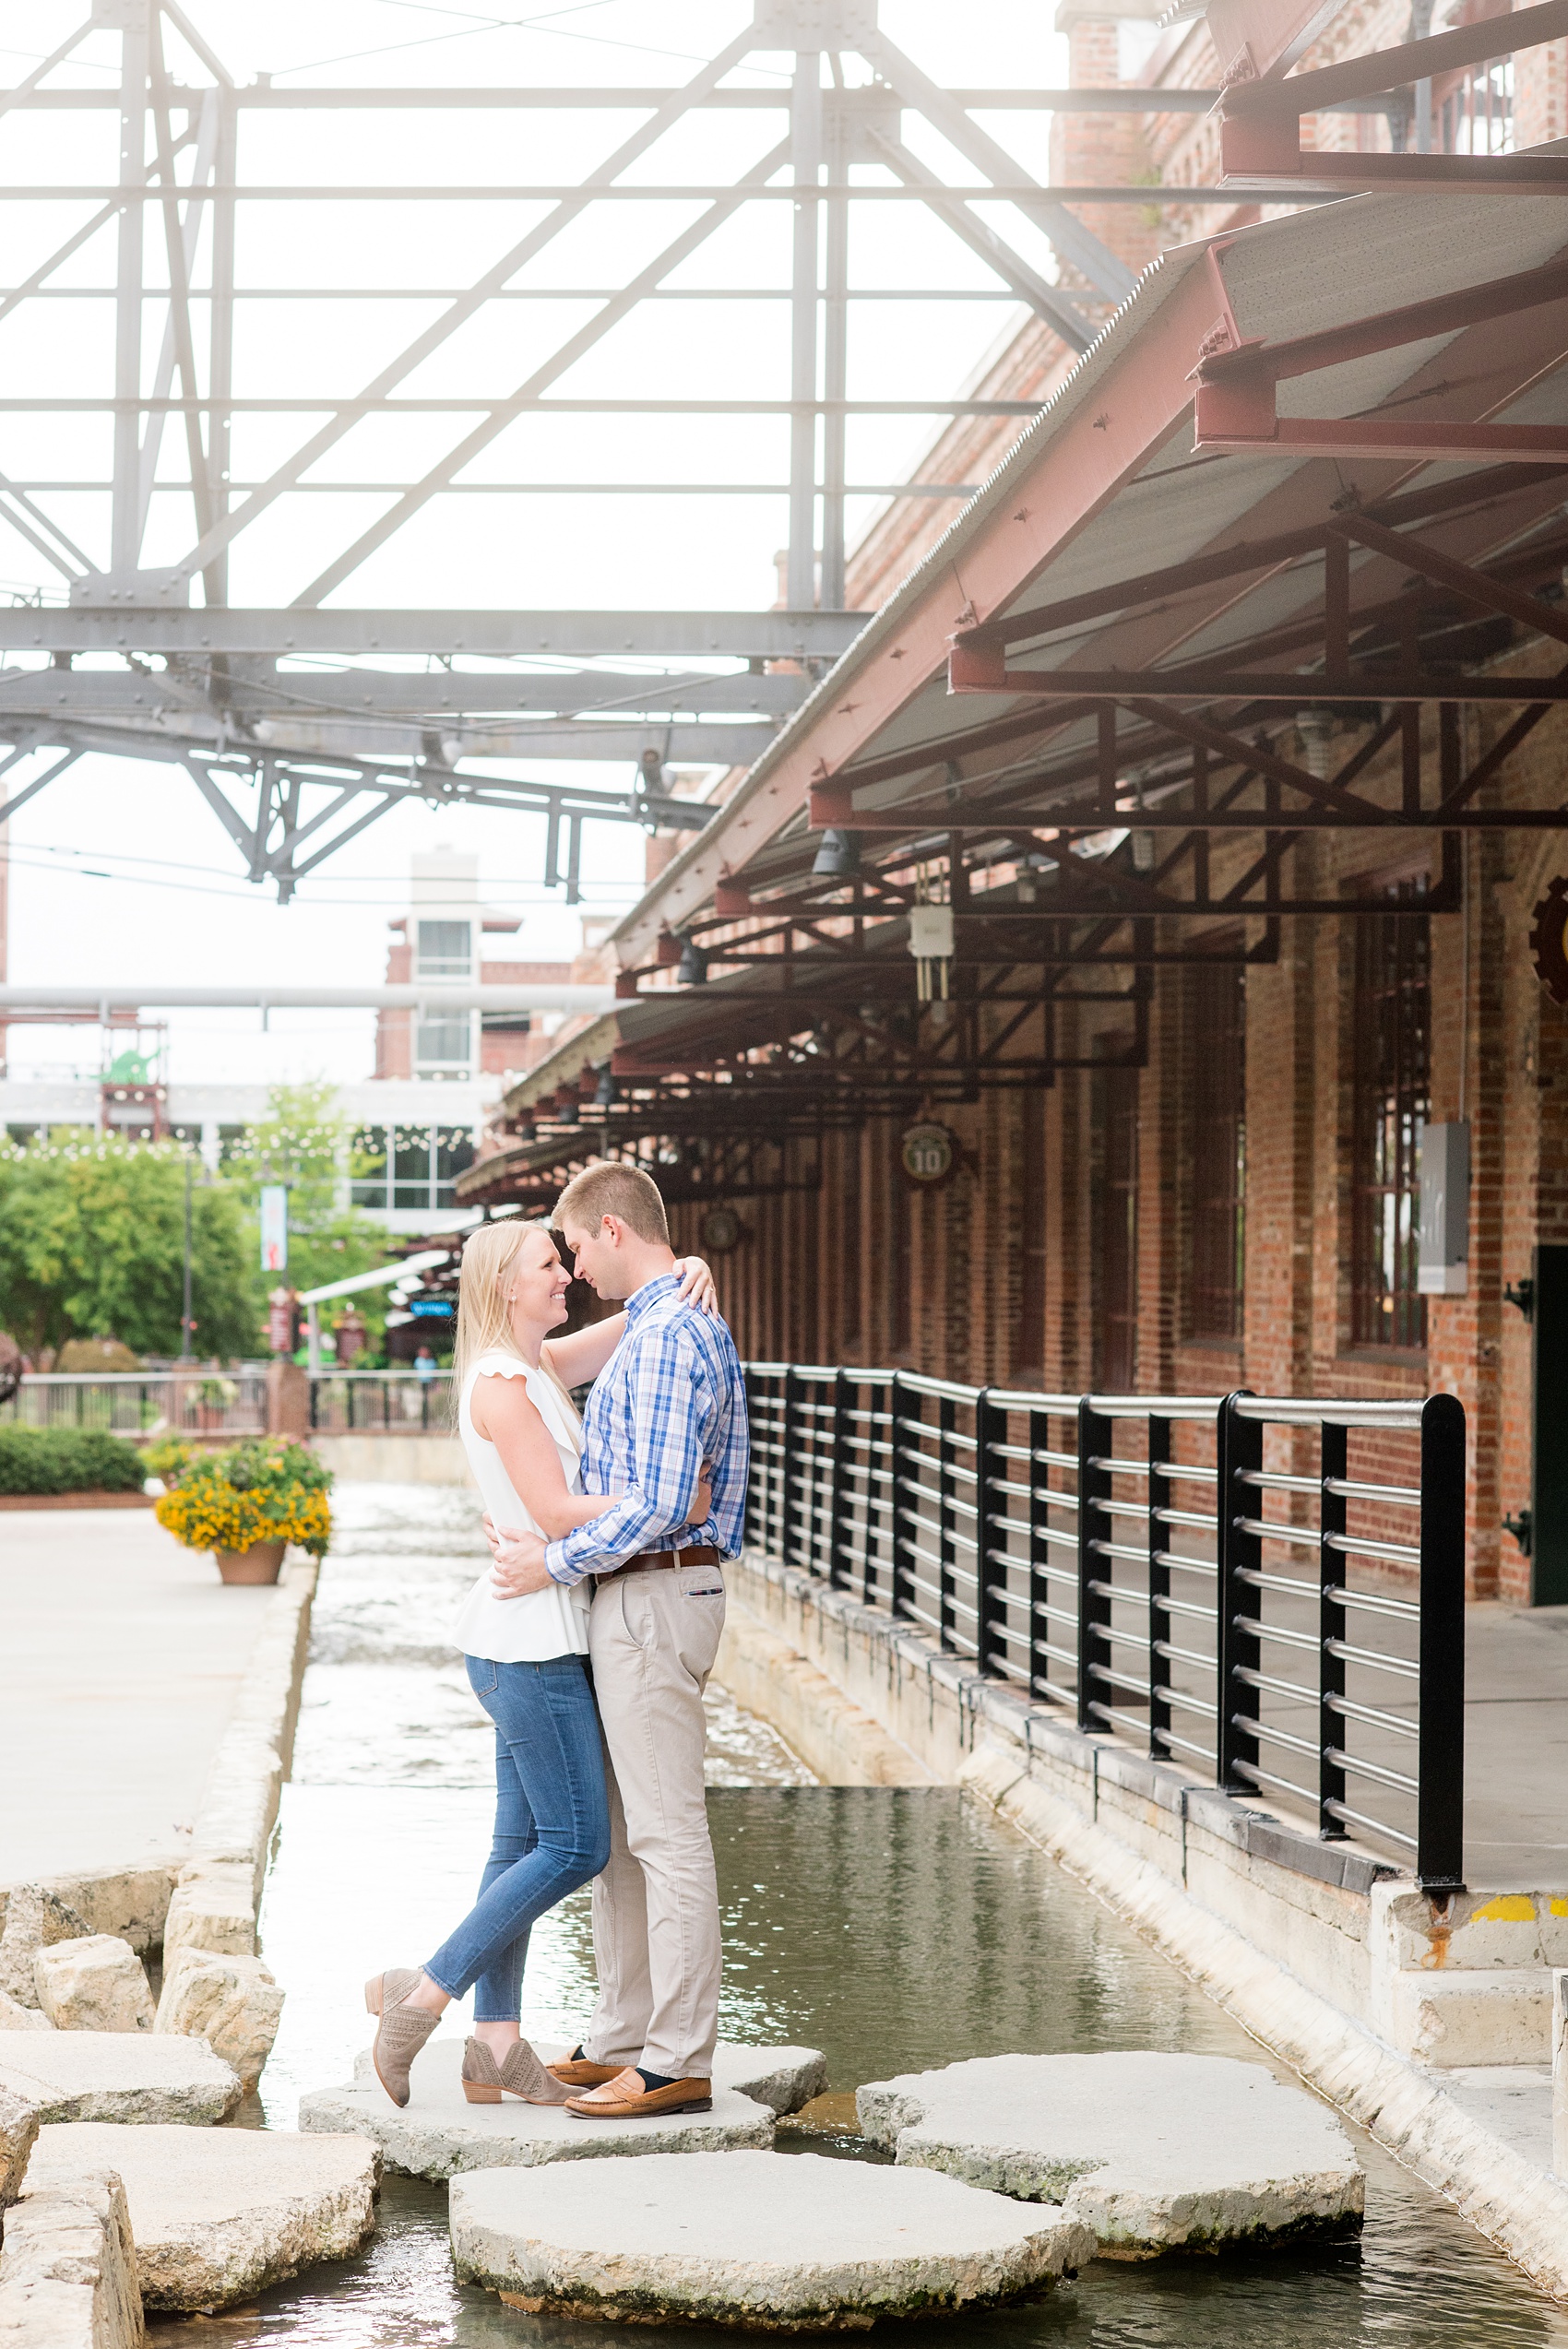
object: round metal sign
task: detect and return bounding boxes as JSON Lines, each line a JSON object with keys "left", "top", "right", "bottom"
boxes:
{"left": 700, "top": 1204, "right": 744, "bottom": 1254}
{"left": 900, "top": 1121, "right": 956, "bottom": 1185}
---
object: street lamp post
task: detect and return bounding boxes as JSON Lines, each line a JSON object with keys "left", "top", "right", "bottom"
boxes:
{"left": 181, "top": 1147, "right": 195, "bottom": 1361}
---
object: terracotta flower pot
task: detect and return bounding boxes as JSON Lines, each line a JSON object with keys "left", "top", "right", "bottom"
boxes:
{"left": 213, "top": 1539, "right": 287, "bottom": 1585}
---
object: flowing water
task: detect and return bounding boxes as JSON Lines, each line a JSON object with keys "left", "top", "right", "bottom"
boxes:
{"left": 149, "top": 1486, "right": 1568, "bottom": 2347}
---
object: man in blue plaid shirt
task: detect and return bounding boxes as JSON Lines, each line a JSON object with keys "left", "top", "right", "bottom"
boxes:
{"left": 487, "top": 1161, "right": 748, "bottom": 2122}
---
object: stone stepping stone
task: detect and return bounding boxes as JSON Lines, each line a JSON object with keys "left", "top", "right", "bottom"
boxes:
{"left": 450, "top": 2148, "right": 1095, "bottom": 2325}
{"left": 299, "top": 2035, "right": 823, "bottom": 2182}
{"left": 24, "top": 2122, "right": 378, "bottom": 2312}
{"left": 0, "top": 2029, "right": 242, "bottom": 2126}
{"left": 857, "top": 2052, "right": 1363, "bottom": 2255}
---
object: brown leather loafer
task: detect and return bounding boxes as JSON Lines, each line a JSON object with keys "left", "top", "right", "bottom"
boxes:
{"left": 546, "top": 2050, "right": 623, "bottom": 2089}
{"left": 565, "top": 2068, "right": 713, "bottom": 2119}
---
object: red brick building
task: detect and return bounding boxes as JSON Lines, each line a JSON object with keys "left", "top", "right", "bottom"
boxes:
{"left": 459, "top": 15, "right": 1568, "bottom": 1613}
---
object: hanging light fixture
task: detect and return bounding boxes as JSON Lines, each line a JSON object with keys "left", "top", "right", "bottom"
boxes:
{"left": 811, "top": 827, "right": 860, "bottom": 879}
{"left": 677, "top": 934, "right": 708, "bottom": 986}
{"left": 908, "top": 862, "right": 954, "bottom": 1006}
{"left": 595, "top": 1066, "right": 616, "bottom": 1109}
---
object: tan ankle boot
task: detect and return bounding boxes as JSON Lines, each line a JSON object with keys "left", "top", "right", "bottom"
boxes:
{"left": 462, "top": 2036, "right": 574, "bottom": 2106}
{"left": 364, "top": 1969, "right": 440, "bottom": 2108}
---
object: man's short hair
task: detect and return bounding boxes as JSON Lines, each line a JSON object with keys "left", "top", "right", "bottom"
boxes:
{"left": 554, "top": 1160, "right": 671, "bottom": 1247}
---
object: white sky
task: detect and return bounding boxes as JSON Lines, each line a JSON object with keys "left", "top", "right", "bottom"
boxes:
{"left": 3, "top": 0, "right": 1069, "bottom": 1088}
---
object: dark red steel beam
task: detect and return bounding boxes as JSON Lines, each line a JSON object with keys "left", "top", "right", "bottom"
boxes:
{"left": 951, "top": 466, "right": 1568, "bottom": 655}
{"left": 1194, "top": 414, "right": 1568, "bottom": 465}
{"left": 952, "top": 657, "right": 1568, "bottom": 703}
{"left": 1198, "top": 254, "right": 1568, "bottom": 394}
{"left": 1335, "top": 514, "right": 1568, "bottom": 650}
{"left": 1219, "top": 0, "right": 1568, "bottom": 135}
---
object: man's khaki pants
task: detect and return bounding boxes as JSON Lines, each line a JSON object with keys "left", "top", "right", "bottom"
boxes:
{"left": 582, "top": 1558, "right": 726, "bottom": 2081}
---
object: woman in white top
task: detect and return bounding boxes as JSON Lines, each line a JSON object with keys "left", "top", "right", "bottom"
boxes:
{"left": 364, "top": 1216, "right": 716, "bottom": 2109}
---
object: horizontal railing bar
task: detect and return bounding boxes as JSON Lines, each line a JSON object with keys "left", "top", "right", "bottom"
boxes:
{"left": 1323, "top": 1797, "right": 1415, "bottom": 1847}
{"left": 1325, "top": 1745, "right": 1420, "bottom": 1796}
{"left": 1325, "top": 1477, "right": 1420, "bottom": 1507}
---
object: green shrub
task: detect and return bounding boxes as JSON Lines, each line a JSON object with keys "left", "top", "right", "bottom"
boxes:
{"left": 0, "top": 1425, "right": 147, "bottom": 1496}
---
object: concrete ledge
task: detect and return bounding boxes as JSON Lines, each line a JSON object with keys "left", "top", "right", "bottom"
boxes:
{"left": 310, "top": 1434, "right": 468, "bottom": 1486}
{"left": 162, "top": 1559, "right": 316, "bottom": 1962}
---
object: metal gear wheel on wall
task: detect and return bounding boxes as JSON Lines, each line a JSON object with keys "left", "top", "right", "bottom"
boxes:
{"left": 1530, "top": 876, "right": 1568, "bottom": 1005}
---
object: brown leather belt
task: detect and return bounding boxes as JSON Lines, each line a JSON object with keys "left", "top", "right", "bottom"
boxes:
{"left": 602, "top": 1543, "right": 724, "bottom": 1579}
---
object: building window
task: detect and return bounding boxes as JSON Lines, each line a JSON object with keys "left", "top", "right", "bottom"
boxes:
{"left": 415, "top": 919, "right": 472, "bottom": 979}
{"left": 1351, "top": 884, "right": 1431, "bottom": 1350}
{"left": 394, "top": 1127, "right": 434, "bottom": 1209}
{"left": 415, "top": 1012, "right": 473, "bottom": 1077}
{"left": 351, "top": 1124, "right": 475, "bottom": 1215}
{"left": 1015, "top": 1090, "right": 1047, "bottom": 1374}
{"left": 434, "top": 1126, "right": 475, "bottom": 1206}
{"left": 1187, "top": 961, "right": 1246, "bottom": 1340}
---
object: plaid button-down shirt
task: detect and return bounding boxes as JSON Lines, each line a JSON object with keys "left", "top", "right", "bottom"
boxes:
{"left": 544, "top": 1272, "right": 749, "bottom": 1586}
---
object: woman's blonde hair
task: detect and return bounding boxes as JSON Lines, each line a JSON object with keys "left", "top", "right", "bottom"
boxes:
{"left": 452, "top": 1217, "right": 581, "bottom": 1430}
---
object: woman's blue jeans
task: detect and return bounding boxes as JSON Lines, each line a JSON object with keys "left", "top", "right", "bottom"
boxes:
{"left": 423, "top": 1653, "right": 610, "bottom": 2023}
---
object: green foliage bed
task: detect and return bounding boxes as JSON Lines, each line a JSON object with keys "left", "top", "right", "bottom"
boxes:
{"left": 0, "top": 1424, "right": 148, "bottom": 1496}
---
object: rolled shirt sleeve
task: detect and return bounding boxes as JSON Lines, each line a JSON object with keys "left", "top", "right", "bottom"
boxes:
{"left": 545, "top": 1324, "right": 709, "bottom": 1585}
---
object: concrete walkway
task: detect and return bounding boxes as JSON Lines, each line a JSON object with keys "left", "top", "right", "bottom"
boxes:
{"left": 1466, "top": 1601, "right": 1568, "bottom": 1888}
{"left": 0, "top": 1507, "right": 278, "bottom": 1883}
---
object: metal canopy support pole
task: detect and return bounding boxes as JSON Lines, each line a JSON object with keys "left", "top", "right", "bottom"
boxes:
{"left": 788, "top": 52, "right": 822, "bottom": 616}
{"left": 821, "top": 67, "right": 849, "bottom": 614}
{"left": 207, "top": 85, "right": 236, "bottom": 607}
{"left": 112, "top": 4, "right": 149, "bottom": 575}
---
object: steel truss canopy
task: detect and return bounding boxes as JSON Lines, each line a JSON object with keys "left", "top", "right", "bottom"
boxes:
{"left": 451, "top": 77, "right": 1568, "bottom": 1199}
{"left": 0, "top": 0, "right": 1274, "bottom": 898}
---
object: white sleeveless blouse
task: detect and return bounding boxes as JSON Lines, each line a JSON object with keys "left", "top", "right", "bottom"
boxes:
{"left": 452, "top": 1349, "right": 591, "bottom": 1664}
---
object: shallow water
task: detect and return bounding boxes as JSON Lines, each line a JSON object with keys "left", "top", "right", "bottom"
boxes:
{"left": 153, "top": 1487, "right": 1568, "bottom": 2346}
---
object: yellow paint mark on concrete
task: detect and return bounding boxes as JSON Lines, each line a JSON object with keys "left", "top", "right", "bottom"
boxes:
{"left": 1550, "top": 1898, "right": 1568, "bottom": 1917}
{"left": 1472, "top": 1895, "right": 1537, "bottom": 1923}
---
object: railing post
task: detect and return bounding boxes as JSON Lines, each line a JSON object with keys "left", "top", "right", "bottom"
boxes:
{"left": 975, "top": 1388, "right": 1004, "bottom": 1679}
{"left": 1418, "top": 1391, "right": 1467, "bottom": 1892}
{"left": 1218, "top": 1390, "right": 1261, "bottom": 1795}
{"left": 1028, "top": 1406, "right": 1051, "bottom": 1704}
{"left": 1147, "top": 1411, "right": 1170, "bottom": 1761}
{"left": 938, "top": 1389, "right": 957, "bottom": 1646}
{"left": 828, "top": 1369, "right": 852, "bottom": 1591}
{"left": 890, "top": 1370, "right": 914, "bottom": 1621}
{"left": 781, "top": 1365, "right": 802, "bottom": 1572}
{"left": 742, "top": 1366, "right": 759, "bottom": 1550}
{"left": 1076, "top": 1398, "right": 1112, "bottom": 1735}
{"left": 1318, "top": 1418, "right": 1348, "bottom": 1842}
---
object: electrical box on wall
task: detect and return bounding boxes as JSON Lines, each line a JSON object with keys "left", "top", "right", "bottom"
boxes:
{"left": 1418, "top": 1121, "right": 1470, "bottom": 1296}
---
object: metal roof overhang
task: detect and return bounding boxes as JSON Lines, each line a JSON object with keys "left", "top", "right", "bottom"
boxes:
{"left": 470, "top": 179, "right": 1568, "bottom": 1175}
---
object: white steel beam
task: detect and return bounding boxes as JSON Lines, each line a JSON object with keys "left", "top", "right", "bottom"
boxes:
{"left": 163, "top": 29, "right": 760, "bottom": 595}
{"left": 0, "top": 609, "right": 865, "bottom": 657}
{"left": 859, "top": 28, "right": 1137, "bottom": 303}
{"left": 292, "top": 137, "right": 793, "bottom": 607}
{"left": 111, "top": 4, "right": 150, "bottom": 575}
{"left": 788, "top": 54, "right": 823, "bottom": 613}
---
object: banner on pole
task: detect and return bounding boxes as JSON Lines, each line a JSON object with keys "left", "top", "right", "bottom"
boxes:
{"left": 260, "top": 1185, "right": 289, "bottom": 1274}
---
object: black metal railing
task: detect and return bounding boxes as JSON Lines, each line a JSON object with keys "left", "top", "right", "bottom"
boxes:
{"left": 308, "top": 1370, "right": 454, "bottom": 1432}
{"left": 4, "top": 1371, "right": 268, "bottom": 1437}
{"left": 742, "top": 1367, "right": 1466, "bottom": 1891}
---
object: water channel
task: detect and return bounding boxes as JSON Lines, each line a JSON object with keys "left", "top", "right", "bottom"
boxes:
{"left": 148, "top": 1486, "right": 1568, "bottom": 2348}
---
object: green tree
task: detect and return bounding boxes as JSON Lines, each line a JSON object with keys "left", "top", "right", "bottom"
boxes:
{"left": 0, "top": 1134, "right": 257, "bottom": 1360}
{"left": 221, "top": 1082, "right": 391, "bottom": 1323}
